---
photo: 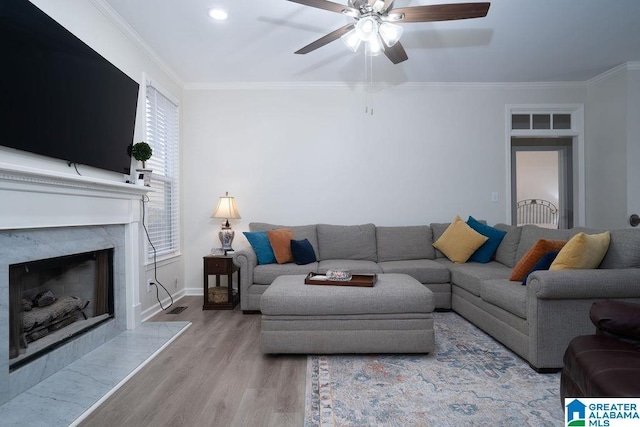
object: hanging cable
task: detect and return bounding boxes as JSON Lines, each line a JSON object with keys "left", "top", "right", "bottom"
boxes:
{"left": 141, "top": 194, "right": 174, "bottom": 310}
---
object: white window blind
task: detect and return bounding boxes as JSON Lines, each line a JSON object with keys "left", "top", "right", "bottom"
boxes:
{"left": 145, "top": 82, "right": 180, "bottom": 259}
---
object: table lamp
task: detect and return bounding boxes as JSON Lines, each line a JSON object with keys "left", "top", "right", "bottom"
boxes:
{"left": 211, "top": 192, "right": 241, "bottom": 253}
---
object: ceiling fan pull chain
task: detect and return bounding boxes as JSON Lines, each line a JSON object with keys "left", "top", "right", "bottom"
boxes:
{"left": 369, "top": 53, "right": 374, "bottom": 116}
{"left": 363, "top": 51, "right": 375, "bottom": 116}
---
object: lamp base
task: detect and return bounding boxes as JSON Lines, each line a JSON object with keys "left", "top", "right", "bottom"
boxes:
{"left": 218, "top": 228, "right": 235, "bottom": 252}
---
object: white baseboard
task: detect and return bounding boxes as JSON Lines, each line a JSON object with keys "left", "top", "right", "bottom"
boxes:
{"left": 141, "top": 289, "right": 186, "bottom": 321}
{"left": 184, "top": 286, "right": 204, "bottom": 296}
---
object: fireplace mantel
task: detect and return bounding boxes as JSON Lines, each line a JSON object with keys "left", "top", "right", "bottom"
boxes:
{"left": 0, "top": 161, "right": 148, "bottom": 328}
{"left": 0, "top": 162, "right": 149, "bottom": 231}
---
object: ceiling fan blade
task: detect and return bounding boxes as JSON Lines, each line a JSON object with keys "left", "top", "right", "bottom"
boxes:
{"left": 381, "top": 0, "right": 394, "bottom": 13}
{"left": 295, "top": 23, "right": 355, "bottom": 54}
{"left": 287, "top": 0, "right": 358, "bottom": 16}
{"left": 389, "top": 2, "right": 490, "bottom": 23}
{"left": 383, "top": 41, "right": 408, "bottom": 64}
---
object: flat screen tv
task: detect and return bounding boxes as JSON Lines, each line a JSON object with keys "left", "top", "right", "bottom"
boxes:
{"left": 0, "top": 0, "right": 139, "bottom": 175}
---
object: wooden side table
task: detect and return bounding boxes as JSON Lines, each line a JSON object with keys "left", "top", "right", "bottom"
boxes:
{"left": 203, "top": 255, "right": 240, "bottom": 310}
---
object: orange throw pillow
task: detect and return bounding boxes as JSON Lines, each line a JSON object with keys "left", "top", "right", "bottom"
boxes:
{"left": 509, "top": 239, "right": 567, "bottom": 281}
{"left": 267, "top": 229, "right": 294, "bottom": 264}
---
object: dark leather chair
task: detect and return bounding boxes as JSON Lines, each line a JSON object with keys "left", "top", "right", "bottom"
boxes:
{"left": 561, "top": 299, "right": 640, "bottom": 400}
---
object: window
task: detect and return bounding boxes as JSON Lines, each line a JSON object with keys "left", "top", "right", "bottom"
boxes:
{"left": 511, "top": 113, "right": 572, "bottom": 131}
{"left": 145, "top": 81, "right": 180, "bottom": 259}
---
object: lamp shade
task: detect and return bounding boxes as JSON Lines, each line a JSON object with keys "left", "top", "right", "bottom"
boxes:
{"left": 211, "top": 192, "right": 241, "bottom": 220}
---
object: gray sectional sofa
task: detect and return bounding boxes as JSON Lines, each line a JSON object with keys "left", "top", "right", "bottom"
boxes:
{"left": 232, "top": 221, "right": 640, "bottom": 371}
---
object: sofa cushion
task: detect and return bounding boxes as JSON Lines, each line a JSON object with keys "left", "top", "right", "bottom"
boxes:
{"left": 430, "top": 222, "right": 450, "bottom": 259}
{"left": 562, "top": 334, "right": 640, "bottom": 398}
{"left": 267, "top": 229, "right": 294, "bottom": 264}
{"left": 291, "top": 239, "right": 317, "bottom": 265}
{"left": 480, "top": 279, "right": 527, "bottom": 319}
{"left": 493, "top": 223, "right": 522, "bottom": 268}
{"left": 599, "top": 229, "right": 640, "bottom": 269}
{"left": 376, "top": 225, "right": 435, "bottom": 261}
{"left": 466, "top": 216, "right": 507, "bottom": 263}
{"left": 378, "top": 259, "right": 450, "bottom": 284}
{"left": 249, "top": 223, "right": 319, "bottom": 261}
{"left": 432, "top": 216, "right": 488, "bottom": 264}
{"left": 551, "top": 231, "right": 611, "bottom": 270}
{"left": 590, "top": 300, "right": 640, "bottom": 339}
{"left": 515, "top": 225, "right": 571, "bottom": 263}
{"left": 242, "top": 231, "right": 276, "bottom": 265}
{"left": 261, "top": 274, "right": 434, "bottom": 316}
{"left": 436, "top": 259, "right": 511, "bottom": 296}
{"left": 318, "top": 259, "right": 382, "bottom": 275}
{"left": 253, "top": 262, "right": 319, "bottom": 285}
{"left": 510, "top": 239, "right": 567, "bottom": 281}
{"left": 317, "top": 223, "right": 377, "bottom": 261}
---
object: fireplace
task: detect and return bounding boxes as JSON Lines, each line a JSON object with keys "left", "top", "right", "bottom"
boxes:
{"left": 0, "top": 163, "right": 149, "bottom": 406}
{"left": 9, "top": 249, "right": 115, "bottom": 370}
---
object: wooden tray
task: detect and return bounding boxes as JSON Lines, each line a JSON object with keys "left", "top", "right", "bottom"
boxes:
{"left": 304, "top": 272, "right": 377, "bottom": 287}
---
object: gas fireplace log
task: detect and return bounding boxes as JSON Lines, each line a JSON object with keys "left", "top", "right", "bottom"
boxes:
{"left": 22, "top": 296, "right": 88, "bottom": 331}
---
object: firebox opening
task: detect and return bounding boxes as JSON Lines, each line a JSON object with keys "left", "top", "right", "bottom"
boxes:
{"left": 9, "top": 248, "right": 115, "bottom": 371}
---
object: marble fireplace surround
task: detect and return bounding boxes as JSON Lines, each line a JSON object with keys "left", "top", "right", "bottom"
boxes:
{"left": 0, "top": 163, "right": 149, "bottom": 405}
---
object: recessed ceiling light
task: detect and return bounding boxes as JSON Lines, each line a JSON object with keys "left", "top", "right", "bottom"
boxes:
{"left": 208, "top": 8, "right": 228, "bottom": 21}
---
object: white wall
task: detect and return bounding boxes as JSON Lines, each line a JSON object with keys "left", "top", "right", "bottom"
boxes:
{"left": 2, "top": 0, "right": 185, "bottom": 318}
{"left": 626, "top": 69, "right": 640, "bottom": 224}
{"left": 516, "top": 151, "right": 559, "bottom": 207}
{"left": 182, "top": 82, "right": 585, "bottom": 292}
{"left": 585, "top": 67, "right": 630, "bottom": 228}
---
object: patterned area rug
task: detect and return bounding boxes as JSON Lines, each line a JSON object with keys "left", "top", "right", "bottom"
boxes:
{"left": 304, "top": 312, "right": 563, "bottom": 426}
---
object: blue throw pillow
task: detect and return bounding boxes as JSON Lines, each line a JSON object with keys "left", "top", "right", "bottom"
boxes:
{"left": 243, "top": 231, "right": 276, "bottom": 265}
{"left": 522, "top": 250, "right": 559, "bottom": 285}
{"left": 291, "top": 238, "right": 316, "bottom": 265}
{"left": 467, "top": 216, "right": 508, "bottom": 263}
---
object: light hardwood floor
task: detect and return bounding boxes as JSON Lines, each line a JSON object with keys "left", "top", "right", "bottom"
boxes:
{"left": 80, "top": 296, "right": 307, "bottom": 427}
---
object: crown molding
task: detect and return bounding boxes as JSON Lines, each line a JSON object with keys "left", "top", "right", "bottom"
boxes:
{"left": 587, "top": 62, "right": 640, "bottom": 86}
{"left": 89, "top": 0, "right": 183, "bottom": 88}
{"left": 628, "top": 61, "right": 640, "bottom": 71}
{"left": 184, "top": 80, "right": 586, "bottom": 91}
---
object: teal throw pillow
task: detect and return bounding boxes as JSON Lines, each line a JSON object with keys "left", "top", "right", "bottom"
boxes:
{"left": 291, "top": 239, "right": 316, "bottom": 265}
{"left": 467, "top": 216, "right": 507, "bottom": 263}
{"left": 243, "top": 231, "right": 276, "bottom": 265}
{"left": 522, "top": 250, "right": 559, "bottom": 285}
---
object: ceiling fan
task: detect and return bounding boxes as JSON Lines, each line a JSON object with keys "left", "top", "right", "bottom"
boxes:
{"left": 288, "top": 0, "right": 490, "bottom": 64}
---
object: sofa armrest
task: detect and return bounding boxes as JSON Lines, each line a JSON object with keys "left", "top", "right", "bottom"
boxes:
{"left": 527, "top": 268, "right": 640, "bottom": 299}
{"left": 232, "top": 249, "right": 257, "bottom": 310}
{"left": 525, "top": 268, "right": 640, "bottom": 370}
{"left": 590, "top": 299, "right": 640, "bottom": 340}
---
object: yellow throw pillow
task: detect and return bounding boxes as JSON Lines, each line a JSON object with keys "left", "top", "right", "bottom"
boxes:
{"left": 550, "top": 231, "right": 611, "bottom": 270}
{"left": 432, "top": 215, "right": 488, "bottom": 264}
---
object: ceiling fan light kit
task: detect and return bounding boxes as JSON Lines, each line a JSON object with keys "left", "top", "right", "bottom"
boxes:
{"left": 288, "top": 0, "right": 490, "bottom": 64}
{"left": 341, "top": 16, "right": 403, "bottom": 55}
{"left": 378, "top": 22, "right": 403, "bottom": 47}
{"left": 341, "top": 29, "right": 362, "bottom": 52}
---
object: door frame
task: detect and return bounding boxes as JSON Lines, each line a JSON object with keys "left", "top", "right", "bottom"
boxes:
{"left": 505, "top": 104, "right": 585, "bottom": 226}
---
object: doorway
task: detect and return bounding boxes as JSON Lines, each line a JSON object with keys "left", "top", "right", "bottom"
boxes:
{"left": 511, "top": 138, "right": 573, "bottom": 229}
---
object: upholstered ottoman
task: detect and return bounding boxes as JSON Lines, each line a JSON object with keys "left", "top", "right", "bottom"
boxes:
{"left": 260, "top": 273, "right": 435, "bottom": 354}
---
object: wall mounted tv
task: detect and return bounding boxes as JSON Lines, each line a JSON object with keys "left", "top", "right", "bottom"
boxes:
{"left": 0, "top": 0, "right": 139, "bottom": 175}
